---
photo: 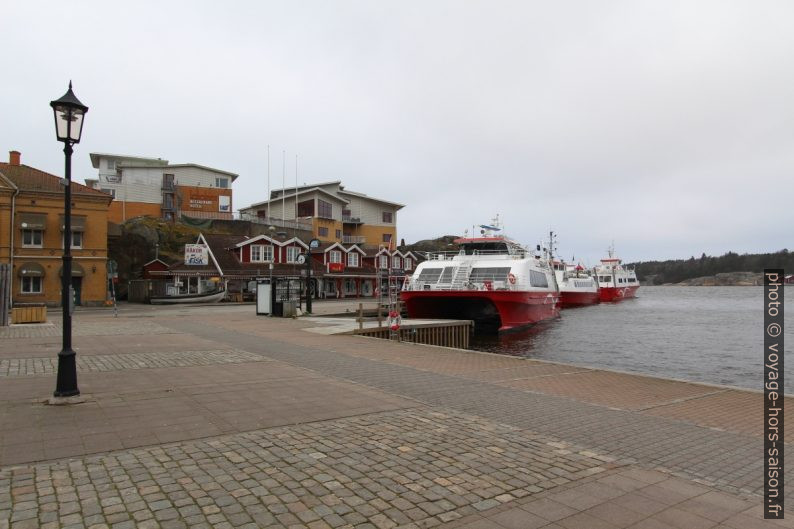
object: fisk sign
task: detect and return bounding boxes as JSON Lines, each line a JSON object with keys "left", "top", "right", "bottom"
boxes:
{"left": 184, "top": 244, "right": 209, "bottom": 265}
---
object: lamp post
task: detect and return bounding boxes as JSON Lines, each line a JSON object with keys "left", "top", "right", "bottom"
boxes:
{"left": 306, "top": 238, "right": 320, "bottom": 313}
{"left": 50, "top": 82, "right": 88, "bottom": 398}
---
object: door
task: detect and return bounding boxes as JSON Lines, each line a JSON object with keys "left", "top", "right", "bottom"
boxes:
{"left": 71, "top": 277, "right": 82, "bottom": 306}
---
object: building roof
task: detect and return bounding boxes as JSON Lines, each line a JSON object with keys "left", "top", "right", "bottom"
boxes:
{"left": 89, "top": 152, "right": 168, "bottom": 168}
{"left": 269, "top": 180, "right": 342, "bottom": 198}
{"left": 338, "top": 188, "right": 405, "bottom": 209}
{"left": 168, "top": 233, "right": 323, "bottom": 276}
{"left": 0, "top": 162, "right": 112, "bottom": 199}
{"left": 120, "top": 163, "right": 239, "bottom": 180}
{"left": 243, "top": 187, "right": 350, "bottom": 210}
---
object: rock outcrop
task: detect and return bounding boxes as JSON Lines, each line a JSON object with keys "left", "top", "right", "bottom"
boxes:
{"left": 676, "top": 272, "right": 763, "bottom": 286}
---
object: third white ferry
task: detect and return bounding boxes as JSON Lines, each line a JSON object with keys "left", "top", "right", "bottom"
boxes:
{"left": 594, "top": 246, "right": 639, "bottom": 302}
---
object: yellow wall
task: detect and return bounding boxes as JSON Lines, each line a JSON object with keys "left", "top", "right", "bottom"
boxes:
{"left": 344, "top": 224, "right": 397, "bottom": 246}
{"left": 9, "top": 192, "right": 110, "bottom": 307}
{"left": 313, "top": 218, "right": 343, "bottom": 242}
{"left": 107, "top": 201, "right": 162, "bottom": 224}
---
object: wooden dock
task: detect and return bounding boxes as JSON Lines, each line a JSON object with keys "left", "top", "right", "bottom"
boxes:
{"left": 353, "top": 320, "right": 473, "bottom": 349}
{"left": 303, "top": 316, "right": 473, "bottom": 349}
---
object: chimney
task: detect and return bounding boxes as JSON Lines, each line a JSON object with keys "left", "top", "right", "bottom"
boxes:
{"left": 9, "top": 150, "right": 20, "bottom": 166}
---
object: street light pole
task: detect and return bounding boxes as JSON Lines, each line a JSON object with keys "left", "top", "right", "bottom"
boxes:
{"left": 50, "top": 82, "right": 88, "bottom": 398}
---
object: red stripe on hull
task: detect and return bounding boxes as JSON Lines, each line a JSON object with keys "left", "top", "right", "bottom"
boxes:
{"left": 560, "top": 290, "right": 600, "bottom": 308}
{"left": 400, "top": 290, "right": 560, "bottom": 332}
{"left": 599, "top": 286, "right": 639, "bottom": 302}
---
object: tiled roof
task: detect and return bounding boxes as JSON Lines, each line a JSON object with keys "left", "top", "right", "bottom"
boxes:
{"left": 0, "top": 162, "right": 111, "bottom": 198}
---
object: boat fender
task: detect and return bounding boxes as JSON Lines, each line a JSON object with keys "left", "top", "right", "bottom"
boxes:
{"left": 508, "top": 273, "right": 516, "bottom": 284}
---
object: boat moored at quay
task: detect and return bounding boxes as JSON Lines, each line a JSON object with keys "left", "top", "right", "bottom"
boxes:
{"left": 594, "top": 247, "right": 639, "bottom": 302}
{"left": 401, "top": 224, "right": 560, "bottom": 333}
{"left": 554, "top": 261, "right": 600, "bottom": 307}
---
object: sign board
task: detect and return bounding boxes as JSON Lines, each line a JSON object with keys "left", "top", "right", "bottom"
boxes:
{"left": 184, "top": 244, "right": 209, "bottom": 265}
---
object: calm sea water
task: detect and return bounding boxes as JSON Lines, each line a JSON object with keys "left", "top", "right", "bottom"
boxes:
{"left": 470, "top": 286, "right": 792, "bottom": 391}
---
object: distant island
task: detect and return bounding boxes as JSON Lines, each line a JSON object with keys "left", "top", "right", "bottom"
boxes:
{"left": 629, "top": 250, "right": 793, "bottom": 285}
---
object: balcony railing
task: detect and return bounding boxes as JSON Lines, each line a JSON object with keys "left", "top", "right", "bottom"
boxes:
{"left": 342, "top": 215, "right": 363, "bottom": 224}
{"left": 238, "top": 213, "right": 313, "bottom": 231}
{"left": 343, "top": 235, "right": 366, "bottom": 244}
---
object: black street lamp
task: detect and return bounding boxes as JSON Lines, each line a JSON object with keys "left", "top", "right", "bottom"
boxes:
{"left": 50, "top": 82, "right": 88, "bottom": 398}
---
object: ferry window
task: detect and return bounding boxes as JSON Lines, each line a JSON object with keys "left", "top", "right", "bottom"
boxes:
{"left": 469, "top": 267, "right": 511, "bottom": 283}
{"left": 439, "top": 267, "right": 455, "bottom": 283}
{"left": 530, "top": 270, "right": 548, "bottom": 288}
{"left": 417, "top": 268, "right": 443, "bottom": 283}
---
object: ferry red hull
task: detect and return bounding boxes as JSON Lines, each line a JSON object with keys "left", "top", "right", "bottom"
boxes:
{"left": 598, "top": 286, "right": 639, "bottom": 302}
{"left": 400, "top": 290, "right": 560, "bottom": 333}
{"left": 560, "top": 290, "right": 600, "bottom": 308}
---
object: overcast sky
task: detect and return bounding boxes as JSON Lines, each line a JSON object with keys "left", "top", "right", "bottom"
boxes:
{"left": 3, "top": 1, "right": 792, "bottom": 263}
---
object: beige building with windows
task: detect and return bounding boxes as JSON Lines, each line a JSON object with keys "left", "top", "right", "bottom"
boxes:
{"left": 86, "top": 152, "right": 237, "bottom": 223}
{"left": 0, "top": 150, "right": 112, "bottom": 307}
{"left": 239, "top": 181, "right": 403, "bottom": 246}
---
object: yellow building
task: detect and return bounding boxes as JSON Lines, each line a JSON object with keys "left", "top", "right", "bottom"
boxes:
{"left": 0, "top": 150, "right": 113, "bottom": 307}
{"left": 239, "top": 181, "right": 403, "bottom": 247}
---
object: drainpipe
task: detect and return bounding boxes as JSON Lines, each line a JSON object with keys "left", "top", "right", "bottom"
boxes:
{"left": 8, "top": 185, "right": 19, "bottom": 309}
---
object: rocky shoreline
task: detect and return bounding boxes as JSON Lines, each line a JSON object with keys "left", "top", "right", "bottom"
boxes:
{"left": 673, "top": 271, "right": 763, "bottom": 286}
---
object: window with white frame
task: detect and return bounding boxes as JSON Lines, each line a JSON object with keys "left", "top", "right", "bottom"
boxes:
{"left": 70, "top": 231, "right": 83, "bottom": 249}
{"left": 347, "top": 252, "right": 359, "bottom": 267}
{"left": 22, "top": 229, "right": 43, "bottom": 248}
{"left": 215, "top": 177, "right": 229, "bottom": 189}
{"left": 286, "top": 246, "right": 300, "bottom": 263}
{"left": 330, "top": 250, "right": 342, "bottom": 264}
{"left": 404, "top": 258, "right": 412, "bottom": 270}
{"left": 379, "top": 255, "right": 388, "bottom": 269}
{"left": 250, "top": 244, "right": 274, "bottom": 262}
{"left": 107, "top": 159, "right": 116, "bottom": 170}
{"left": 392, "top": 256, "right": 401, "bottom": 268}
{"left": 21, "top": 276, "right": 42, "bottom": 294}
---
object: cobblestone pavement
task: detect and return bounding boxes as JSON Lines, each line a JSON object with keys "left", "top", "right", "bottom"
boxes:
{"left": 0, "top": 408, "right": 610, "bottom": 529}
{"left": 0, "top": 350, "right": 266, "bottom": 377}
{"left": 2, "top": 305, "right": 793, "bottom": 528}
{"left": 164, "top": 317, "right": 791, "bottom": 501}
{"left": 0, "top": 318, "right": 176, "bottom": 340}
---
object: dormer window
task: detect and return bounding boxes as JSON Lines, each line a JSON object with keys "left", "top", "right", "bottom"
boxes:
{"left": 379, "top": 255, "right": 388, "bottom": 269}
{"left": 330, "top": 250, "right": 342, "bottom": 264}
{"left": 348, "top": 252, "right": 359, "bottom": 267}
